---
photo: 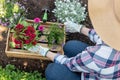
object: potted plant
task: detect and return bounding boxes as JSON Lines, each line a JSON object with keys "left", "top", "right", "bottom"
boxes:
{"left": 9, "top": 18, "right": 41, "bottom": 49}
{"left": 46, "top": 24, "right": 64, "bottom": 46}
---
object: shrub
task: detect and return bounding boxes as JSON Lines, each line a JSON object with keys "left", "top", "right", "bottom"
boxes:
{"left": 0, "top": 64, "right": 46, "bottom": 80}
{"left": 0, "top": 0, "right": 26, "bottom": 28}
{"left": 53, "top": 0, "right": 87, "bottom": 23}
{"left": 47, "top": 24, "right": 64, "bottom": 46}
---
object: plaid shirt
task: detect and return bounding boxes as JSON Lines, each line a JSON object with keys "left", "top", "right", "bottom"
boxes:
{"left": 54, "top": 29, "right": 120, "bottom": 80}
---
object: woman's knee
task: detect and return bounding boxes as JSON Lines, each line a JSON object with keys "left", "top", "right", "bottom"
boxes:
{"left": 45, "top": 63, "right": 81, "bottom": 80}
{"left": 45, "top": 63, "right": 67, "bottom": 80}
{"left": 63, "top": 40, "right": 88, "bottom": 57}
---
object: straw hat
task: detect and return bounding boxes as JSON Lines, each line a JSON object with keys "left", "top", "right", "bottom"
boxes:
{"left": 88, "top": 0, "right": 120, "bottom": 50}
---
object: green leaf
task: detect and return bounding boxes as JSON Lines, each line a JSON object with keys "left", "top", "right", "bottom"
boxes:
{"left": 47, "top": 24, "right": 64, "bottom": 46}
{"left": 0, "top": 64, "right": 46, "bottom": 80}
{"left": 19, "top": 35, "right": 24, "bottom": 39}
{"left": 9, "top": 42, "right": 15, "bottom": 48}
{"left": 34, "top": 23, "right": 38, "bottom": 29}
{"left": 10, "top": 29, "right": 15, "bottom": 32}
{"left": 21, "top": 20, "right": 29, "bottom": 27}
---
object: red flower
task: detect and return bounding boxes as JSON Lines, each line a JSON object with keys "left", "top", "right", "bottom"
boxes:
{"left": 26, "top": 26, "right": 35, "bottom": 33}
{"left": 30, "top": 34, "right": 36, "bottom": 39}
{"left": 15, "top": 24, "right": 24, "bottom": 31}
{"left": 32, "top": 40, "right": 37, "bottom": 45}
{"left": 12, "top": 20, "right": 39, "bottom": 49}
{"left": 24, "top": 26, "right": 36, "bottom": 37}
{"left": 24, "top": 39, "right": 31, "bottom": 44}
{"left": 14, "top": 38, "right": 22, "bottom": 44}
{"left": 14, "top": 39, "right": 23, "bottom": 48}
{"left": 24, "top": 30, "right": 31, "bottom": 36}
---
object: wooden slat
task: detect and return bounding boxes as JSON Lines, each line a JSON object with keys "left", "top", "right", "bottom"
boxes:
{"left": 26, "top": 19, "right": 64, "bottom": 26}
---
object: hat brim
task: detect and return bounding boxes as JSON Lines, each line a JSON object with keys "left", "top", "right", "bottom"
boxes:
{"left": 88, "top": 0, "right": 120, "bottom": 50}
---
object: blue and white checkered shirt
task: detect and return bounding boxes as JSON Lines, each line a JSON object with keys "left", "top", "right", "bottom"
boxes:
{"left": 54, "top": 29, "right": 120, "bottom": 80}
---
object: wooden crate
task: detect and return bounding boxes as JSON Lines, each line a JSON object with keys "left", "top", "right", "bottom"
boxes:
{"left": 5, "top": 20, "right": 65, "bottom": 60}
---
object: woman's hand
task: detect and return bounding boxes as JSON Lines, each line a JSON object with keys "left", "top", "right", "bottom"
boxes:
{"left": 64, "top": 21, "right": 83, "bottom": 33}
{"left": 25, "top": 44, "right": 49, "bottom": 56}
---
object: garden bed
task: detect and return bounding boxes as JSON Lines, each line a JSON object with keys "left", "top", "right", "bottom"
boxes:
{"left": 0, "top": 0, "right": 94, "bottom": 77}
{"left": 5, "top": 20, "right": 65, "bottom": 60}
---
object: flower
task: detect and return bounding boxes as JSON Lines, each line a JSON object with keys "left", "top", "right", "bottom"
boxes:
{"left": 38, "top": 25, "right": 44, "bottom": 32}
{"left": 53, "top": 0, "right": 87, "bottom": 23}
{"left": 32, "top": 40, "right": 37, "bottom": 45}
{"left": 14, "top": 39, "right": 22, "bottom": 44}
{"left": 24, "top": 26, "right": 35, "bottom": 36}
{"left": 11, "top": 18, "right": 40, "bottom": 49}
{"left": 14, "top": 38, "right": 22, "bottom": 48}
{"left": 15, "top": 24, "right": 24, "bottom": 31}
{"left": 24, "top": 39, "right": 31, "bottom": 44}
{"left": 34, "top": 17, "right": 41, "bottom": 23}
{"left": 0, "top": 0, "right": 26, "bottom": 28}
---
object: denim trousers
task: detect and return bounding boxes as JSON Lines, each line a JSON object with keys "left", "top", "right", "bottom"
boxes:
{"left": 45, "top": 40, "right": 88, "bottom": 80}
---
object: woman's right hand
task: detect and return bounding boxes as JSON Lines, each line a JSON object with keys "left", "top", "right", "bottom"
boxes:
{"left": 64, "top": 21, "right": 83, "bottom": 33}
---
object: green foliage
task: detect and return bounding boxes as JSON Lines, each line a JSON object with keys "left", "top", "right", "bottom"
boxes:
{"left": 53, "top": 0, "right": 87, "bottom": 23}
{"left": 47, "top": 24, "right": 64, "bottom": 46}
{"left": 0, "top": 0, "right": 6, "bottom": 18}
{"left": 0, "top": 64, "right": 46, "bottom": 80}
{"left": 0, "top": 0, "right": 26, "bottom": 27}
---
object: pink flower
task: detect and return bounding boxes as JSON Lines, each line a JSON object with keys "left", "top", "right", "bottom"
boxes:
{"left": 38, "top": 26, "right": 44, "bottom": 31}
{"left": 34, "top": 18, "right": 41, "bottom": 23}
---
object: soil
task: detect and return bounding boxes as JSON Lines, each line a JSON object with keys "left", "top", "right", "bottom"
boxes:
{"left": 0, "top": 0, "right": 94, "bottom": 77}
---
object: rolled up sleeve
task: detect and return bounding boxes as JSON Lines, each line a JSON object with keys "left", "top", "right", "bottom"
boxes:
{"left": 88, "top": 29, "right": 103, "bottom": 45}
{"left": 54, "top": 50, "right": 100, "bottom": 73}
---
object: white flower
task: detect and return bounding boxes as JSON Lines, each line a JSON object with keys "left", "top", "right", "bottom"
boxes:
{"left": 53, "top": 0, "right": 87, "bottom": 23}
{"left": 64, "top": 0, "right": 68, "bottom": 1}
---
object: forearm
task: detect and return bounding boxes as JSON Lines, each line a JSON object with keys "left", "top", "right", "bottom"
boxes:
{"left": 46, "top": 50, "right": 91, "bottom": 73}
{"left": 80, "top": 25, "right": 90, "bottom": 36}
{"left": 46, "top": 51, "right": 58, "bottom": 61}
{"left": 46, "top": 26, "right": 91, "bottom": 61}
